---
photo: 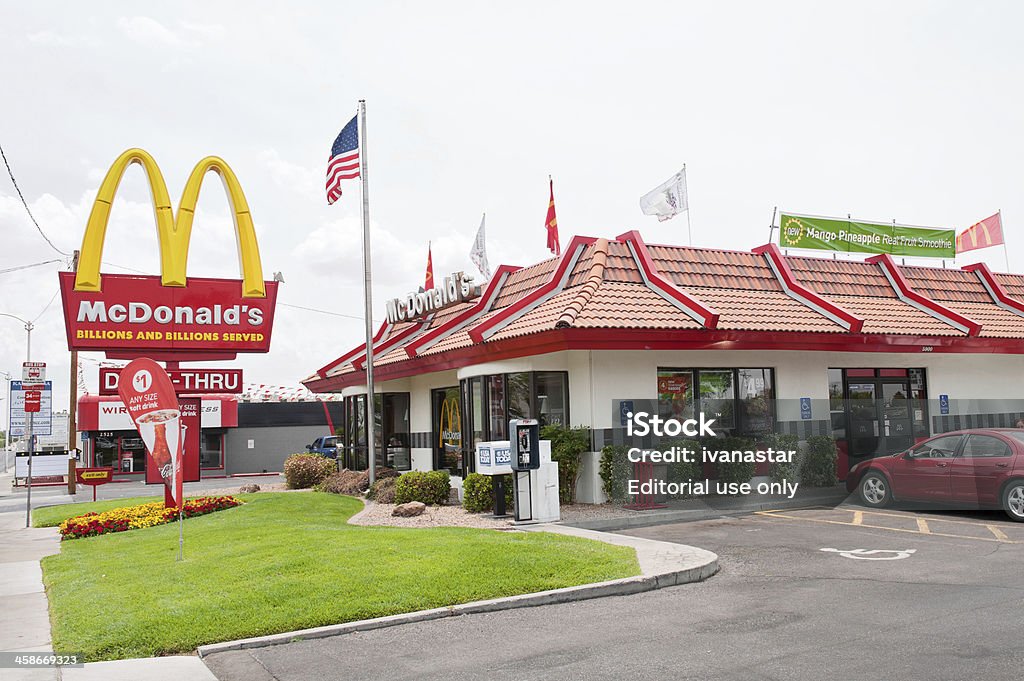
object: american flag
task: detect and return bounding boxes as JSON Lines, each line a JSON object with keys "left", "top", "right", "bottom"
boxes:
{"left": 326, "top": 114, "right": 360, "bottom": 204}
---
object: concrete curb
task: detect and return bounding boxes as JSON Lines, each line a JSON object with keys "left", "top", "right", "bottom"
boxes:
{"left": 197, "top": 526, "right": 718, "bottom": 658}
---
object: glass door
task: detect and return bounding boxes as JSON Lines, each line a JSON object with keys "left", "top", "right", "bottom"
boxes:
{"left": 847, "top": 382, "right": 880, "bottom": 461}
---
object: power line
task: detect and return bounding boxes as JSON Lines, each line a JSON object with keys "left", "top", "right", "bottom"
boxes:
{"left": 0, "top": 259, "right": 61, "bottom": 275}
{"left": 278, "top": 301, "right": 382, "bottom": 323}
{"left": 32, "top": 289, "right": 60, "bottom": 323}
{"left": 0, "top": 142, "right": 71, "bottom": 257}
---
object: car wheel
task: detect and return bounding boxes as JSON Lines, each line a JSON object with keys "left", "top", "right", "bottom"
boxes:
{"left": 859, "top": 471, "right": 891, "bottom": 508}
{"left": 1001, "top": 481, "right": 1024, "bottom": 522}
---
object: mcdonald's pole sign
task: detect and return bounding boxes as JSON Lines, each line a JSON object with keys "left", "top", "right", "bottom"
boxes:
{"left": 58, "top": 149, "right": 279, "bottom": 360}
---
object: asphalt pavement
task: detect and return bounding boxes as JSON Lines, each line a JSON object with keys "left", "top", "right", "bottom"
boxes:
{"left": 204, "top": 503, "right": 1024, "bottom": 681}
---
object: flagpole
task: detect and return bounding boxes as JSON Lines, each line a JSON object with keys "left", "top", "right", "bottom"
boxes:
{"left": 684, "top": 163, "right": 692, "bottom": 246}
{"left": 359, "top": 99, "right": 377, "bottom": 486}
{"left": 767, "top": 206, "right": 777, "bottom": 245}
{"left": 1000, "top": 209, "right": 1010, "bottom": 272}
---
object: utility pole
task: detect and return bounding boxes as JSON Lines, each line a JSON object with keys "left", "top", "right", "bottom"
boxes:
{"left": 68, "top": 250, "right": 79, "bottom": 495}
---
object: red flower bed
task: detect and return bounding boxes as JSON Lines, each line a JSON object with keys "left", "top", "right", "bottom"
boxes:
{"left": 59, "top": 496, "right": 243, "bottom": 540}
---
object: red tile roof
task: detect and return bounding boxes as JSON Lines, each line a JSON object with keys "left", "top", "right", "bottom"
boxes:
{"left": 304, "top": 232, "right": 1024, "bottom": 391}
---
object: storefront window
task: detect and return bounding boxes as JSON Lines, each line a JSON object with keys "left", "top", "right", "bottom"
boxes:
{"left": 507, "top": 372, "right": 531, "bottom": 420}
{"left": 342, "top": 393, "right": 411, "bottom": 471}
{"left": 535, "top": 372, "right": 568, "bottom": 428}
{"left": 487, "top": 375, "right": 508, "bottom": 439}
{"left": 658, "top": 369, "right": 695, "bottom": 421}
{"left": 737, "top": 369, "right": 773, "bottom": 435}
{"left": 699, "top": 370, "right": 735, "bottom": 430}
{"left": 459, "top": 371, "right": 570, "bottom": 471}
{"left": 201, "top": 432, "right": 224, "bottom": 469}
{"left": 828, "top": 368, "right": 846, "bottom": 439}
{"left": 909, "top": 368, "right": 928, "bottom": 437}
{"left": 94, "top": 434, "right": 118, "bottom": 468}
{"left": 659, "top": 368, "right": 774, "bottom": 435}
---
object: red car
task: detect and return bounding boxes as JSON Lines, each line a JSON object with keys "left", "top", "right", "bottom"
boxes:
{"left": 846, "top": 429, "right": 1024, "bottom": 522}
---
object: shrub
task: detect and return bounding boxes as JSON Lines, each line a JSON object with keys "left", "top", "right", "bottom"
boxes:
{"left": 284, "top": 453, "right": 336, "bottom": 489}
{"left": 802, "top": 435, "right": 838, "bottom": 487}
{"left": 394, "top": 470, "right": 451, "bottom": 505}
{"left": 761, "top": 433, "right": 801, "bottom": 484}
{"left": 708, "top": 436, "right": 756, "bottom": 487}
{"left": 599, "top": 445, "right": 633, "bottom": 503}
{"left": 367, "top": 477, "right": 398, "bottom": 503}
{"left": 462, "top": 473, "right": 514, "bottom": 513}
{"left": 317, "top": 467, "right": 400, "bottom": 496}
{"left": 664, "top": 438, "right": 704, "bottom": 499}
{"left": 541, "top": 424, "right": 591, "bottom": 504}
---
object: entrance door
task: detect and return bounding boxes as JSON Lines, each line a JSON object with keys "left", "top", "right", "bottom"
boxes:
{"left": 432, "top": 387, "right": 463, "bottom": 476}
{"left": 846, "top": 377, "right": 917, "bottom": 464}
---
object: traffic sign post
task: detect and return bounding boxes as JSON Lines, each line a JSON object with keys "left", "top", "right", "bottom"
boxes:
{"left": 23, "top": 361, "right": 44, "bottom": 528}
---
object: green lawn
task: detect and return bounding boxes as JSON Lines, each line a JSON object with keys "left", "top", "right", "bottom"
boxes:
{"left": 41, "top": 493, "right": 639, "bottom": 661}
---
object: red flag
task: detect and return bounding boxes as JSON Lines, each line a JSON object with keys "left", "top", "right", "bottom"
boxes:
{"left": 957, "top": 212, "right": 1004, "bottom": 254}
{"left": 425, "top": 242, "right": 434, "bottom": 290}
{"left": 546, "top": 177, "right": 560, "bottom": 255}
{"left": 117, "top": 359, "right": 183, "bottom": 509}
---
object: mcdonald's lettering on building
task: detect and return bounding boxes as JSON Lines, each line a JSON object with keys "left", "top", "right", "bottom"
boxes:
{"left": 59, "top": 149, "right": 278, "bottom": 358}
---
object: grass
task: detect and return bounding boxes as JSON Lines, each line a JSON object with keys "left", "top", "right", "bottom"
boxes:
{"left": 41, "top": 492, "right": 640, "bottom": 661}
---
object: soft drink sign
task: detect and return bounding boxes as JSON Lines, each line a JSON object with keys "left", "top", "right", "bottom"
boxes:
{"left": 116, "top": 358, "right": 183, "bottom": 509}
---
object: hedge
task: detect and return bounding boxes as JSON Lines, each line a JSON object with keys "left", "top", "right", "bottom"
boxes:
{"left": 284, "top": 454, "right": 336, "bottom": 489}
{"left": 462, "top": 473, "right": 514, "bottom": 513}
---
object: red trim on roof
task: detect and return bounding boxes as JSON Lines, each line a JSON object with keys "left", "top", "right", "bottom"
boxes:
{"left": 963, "top": 262, "right": 1024, "bottom": 318}
{"left": 405, "top": 264, "right": 522, "bottom": 357}
{"left": 867, "top": 254, "right": 982, "bottom": 336}
{"left": 316, "top": 322, "right": 391, "bottom": 378}
{"left": 303, "top": 325, "right": 1024, "bottom": 392}
{"left": 352, "top": 319, "right": 430, "bottom": 370}
{"left": 753, "top": 243, "right": 863, "bottom": 332}
{"left": 468, "top": 236, "right": 596, "bottom": 343}
{"left": 616, "top": 230, "right": 719, "bottom": 329}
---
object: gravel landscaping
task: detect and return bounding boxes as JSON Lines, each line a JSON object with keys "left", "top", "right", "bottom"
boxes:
{"left": 350, "top": 500, "right": 518, "bottom": 529}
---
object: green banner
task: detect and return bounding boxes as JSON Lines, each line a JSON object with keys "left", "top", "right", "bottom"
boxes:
{"left": 779, "top": 213, "right": 956, "bottom": 258}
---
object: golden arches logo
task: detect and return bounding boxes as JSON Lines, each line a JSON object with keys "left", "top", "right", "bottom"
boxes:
{"left": 438, "top": 396, "right": 462, "bottom": 449}
{"left": 75, "top": 148, "right": 266, "bottom": 297}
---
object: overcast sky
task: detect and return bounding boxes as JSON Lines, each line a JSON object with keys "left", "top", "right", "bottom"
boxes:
{"left": 2, "top": 1, "right": 1023, "bottom": 420}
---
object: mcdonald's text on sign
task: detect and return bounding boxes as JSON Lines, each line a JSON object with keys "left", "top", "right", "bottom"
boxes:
{"left": 99, "top": 366, "right": 243, "bottom": 395}
{"left": 58, "top": 149, "right": 278, "bottom": 359}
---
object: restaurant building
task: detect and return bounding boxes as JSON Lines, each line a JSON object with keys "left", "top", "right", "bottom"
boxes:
{"left": 303, "top": 231, "right": 1024, "bottom": 502}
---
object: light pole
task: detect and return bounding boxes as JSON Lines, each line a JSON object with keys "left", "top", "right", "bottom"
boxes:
{"left": 0, "top": 313, "right": 34, "bottom": 527}
{"left": 0, "top": 370, "right": 10, "bottom": 473}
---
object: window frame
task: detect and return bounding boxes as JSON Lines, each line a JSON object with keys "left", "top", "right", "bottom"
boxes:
{"left": 657, "top": 367, "right": 776, "bottom": 437}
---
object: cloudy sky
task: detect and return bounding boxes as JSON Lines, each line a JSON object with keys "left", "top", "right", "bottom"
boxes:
{"left": 1, "top": 1, "right": 1022, "bottom": 419}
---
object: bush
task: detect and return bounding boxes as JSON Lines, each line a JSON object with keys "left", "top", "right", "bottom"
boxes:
{"left": 367, "top": 477, "right": 398, "bottom": 503}
{"left": 708, "top": 436, "right": 756, "bottom": 487}
{"left": 394, "top": 470, "right": 451, "bottom": 505}
{"left": 541, "top": 424, "right": 591, "bottom": 504}
{"left": 664, "top": 438, "right": 704, "bottom": 499}
{"left": 284, "top": 453, "right": 336, "bottom": 489}
{"left": 802, "top": 435, "right": 838, "bottom": 487}
{"left": 761, "top": 433, "right": 801, "bottom": 484}
{"left": 599, "top": 445, "right": 633, "bottom": 503}
{"left": 316, "top": 466, "right": 401, "bottom": 496}
{"left": 462, "top": 473, "right": 514, "bottom": 513}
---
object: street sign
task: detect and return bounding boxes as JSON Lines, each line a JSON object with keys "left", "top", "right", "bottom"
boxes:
{"left": 22, "top": 361, "right": 46, "bottom": 383}
{"left": 9, "top": 381, "right": 52, "bottom": 436}
{"left": 24, "top": 389, "right": 41, "bottom": 413}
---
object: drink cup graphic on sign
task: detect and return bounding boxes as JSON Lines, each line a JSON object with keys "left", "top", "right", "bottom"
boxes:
{"left": 116, "top": 358, "right": 183, "bottom": 509}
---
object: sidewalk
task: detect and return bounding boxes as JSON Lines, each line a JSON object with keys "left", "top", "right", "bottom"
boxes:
{"left": 0, "top": 471, "right": 216, "bottom": 681}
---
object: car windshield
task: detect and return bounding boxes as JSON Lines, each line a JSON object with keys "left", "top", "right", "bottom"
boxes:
{"left": 324, "top": 437, "right": 337, "bottom": 447}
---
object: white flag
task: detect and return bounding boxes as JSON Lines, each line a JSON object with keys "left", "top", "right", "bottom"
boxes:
{"left": 470, "top": 213, "right": 491, "bottom": 278}
{"left": 640, "top": 168, "right": 688, "bottom": 222}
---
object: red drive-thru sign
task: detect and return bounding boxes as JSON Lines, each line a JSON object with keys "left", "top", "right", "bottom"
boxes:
{"left": 117, "top": 358, "right": 183, "bottom": 509}
{"left": 76, "top": 467, "right": 114, "bottom": 502}
{"left": 99, "top": 367, "right": 243, "bottom": 395}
